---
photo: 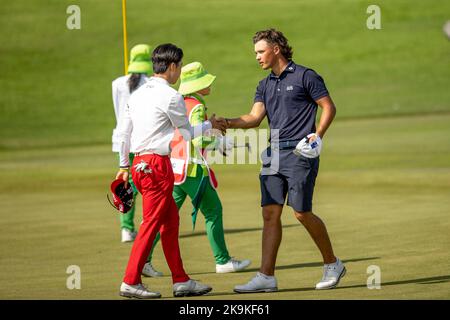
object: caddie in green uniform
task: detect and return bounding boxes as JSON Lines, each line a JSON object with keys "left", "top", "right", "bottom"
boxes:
{"left": 142, "top": 62, "right": 251, "bottom": 275}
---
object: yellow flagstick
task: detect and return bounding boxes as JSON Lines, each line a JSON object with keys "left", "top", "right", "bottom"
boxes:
{"left": 122, "top": 0, "right": 128, "bottom": 75}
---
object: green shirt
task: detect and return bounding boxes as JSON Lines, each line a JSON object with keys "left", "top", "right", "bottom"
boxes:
{"left": 186, "top": 94, "right": 218, "bottom": 177}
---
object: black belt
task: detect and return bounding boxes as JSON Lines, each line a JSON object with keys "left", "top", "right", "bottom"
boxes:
{"left": 270, "top": 139, "right": 302, "bottom": 150}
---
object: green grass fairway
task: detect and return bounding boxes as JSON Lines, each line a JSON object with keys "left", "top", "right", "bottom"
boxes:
{"left": 1, "top": 0, "right": 449, "bottom": 149}
{"left": 0, "top": 113, "right": 449, "bottom": 299}
{"left": 0, "top": 0, "right": 449, "bottom": 300}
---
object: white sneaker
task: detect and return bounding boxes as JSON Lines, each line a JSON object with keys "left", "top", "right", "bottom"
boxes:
{"left": 315, "top": 258, "right": 346, "bottom": 290}
{"left": 216, "top": 258, "right": 251, "bottom": 273}
{"left": 173, "top": 279, "right": 212, "bottom": 297}
{"left": 142, "top": 262, "right": 164, "bottom": 277}
{"left": 121, "top": 229, "right": 137, "bottom": 243}
{"left": 119, "top": 282, "right": 161, "bottom": 299}
{"left": 234, "top": 272, "right": 278, "bottom": 293}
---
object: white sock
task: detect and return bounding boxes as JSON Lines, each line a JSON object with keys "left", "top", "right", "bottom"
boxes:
{"left": 258, "top": 272, "right": 275, "bottom": 279}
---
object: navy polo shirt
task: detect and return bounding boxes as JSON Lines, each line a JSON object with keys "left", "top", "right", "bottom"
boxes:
{"left": 254, "top": 61, "right": 329, "bottom": 142}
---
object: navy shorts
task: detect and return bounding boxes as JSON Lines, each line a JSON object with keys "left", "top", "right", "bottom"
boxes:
{"left": 259, "top": 148, "right": 319, "bottom": 212}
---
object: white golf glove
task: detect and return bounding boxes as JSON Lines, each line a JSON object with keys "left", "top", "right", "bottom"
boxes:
{"left": 216, "top": 135, "right": 234, "bottom": 156}
{"left": 293, "top": 133, "right": 322, "bottom": 158}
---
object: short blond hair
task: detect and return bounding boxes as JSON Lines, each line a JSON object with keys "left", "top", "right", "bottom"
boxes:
{"left": 253, "top": 28, "right": 293, "bottom": 60}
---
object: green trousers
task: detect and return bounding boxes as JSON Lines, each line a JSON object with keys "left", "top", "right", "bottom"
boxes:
{"left": 147, "top": 167, "right": 231, "bottom": 265}
{"left": 120, "top": 153, "right": 137, "bottom": 232}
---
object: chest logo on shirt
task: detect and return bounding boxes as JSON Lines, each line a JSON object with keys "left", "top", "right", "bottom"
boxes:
{"left": 286, "top": 85, "right": 294, "bottom": 91}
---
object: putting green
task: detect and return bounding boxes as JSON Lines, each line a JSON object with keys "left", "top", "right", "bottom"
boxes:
{"left": 0, "top": 114, "right": 448, "bottom": 299}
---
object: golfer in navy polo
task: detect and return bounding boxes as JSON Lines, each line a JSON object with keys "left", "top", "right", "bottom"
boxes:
{"left": 225, "top": 29, "right": 346, "bottom": 293}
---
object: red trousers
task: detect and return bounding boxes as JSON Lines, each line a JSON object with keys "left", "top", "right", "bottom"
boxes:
{"left": 123, "top": 154, "right": 190, "bottom": 285}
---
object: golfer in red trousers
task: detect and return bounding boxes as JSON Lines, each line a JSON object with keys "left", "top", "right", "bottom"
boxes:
{"left": 115, "top": 43, "right": 227, "bottom": 299}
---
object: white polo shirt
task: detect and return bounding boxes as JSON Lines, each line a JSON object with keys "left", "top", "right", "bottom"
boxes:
{"left": 117, "top": 76, "right": 212, "bottom": 167}
{"left": 111, "top": 74, "right": 148, "bottom": 152}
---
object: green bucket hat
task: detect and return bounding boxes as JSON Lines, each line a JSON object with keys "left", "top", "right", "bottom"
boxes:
{"left": 178, "top": 62, "right": 216, "bottom": 95}
{"left": 127, "top": 44, "right": 152, "bottom": 75}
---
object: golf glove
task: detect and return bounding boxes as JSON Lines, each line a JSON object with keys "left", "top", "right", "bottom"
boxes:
{"left": 293, "top": 133, "right": 322, "bottom": 158}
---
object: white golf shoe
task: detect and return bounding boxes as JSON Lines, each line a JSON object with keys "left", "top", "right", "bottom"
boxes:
{"left": 315, "top": 258, "right": 346, "bottom": 290}
{"left": 119, "top": 282, "right": 161, "bottom": 299}
{"left": 216, "top": 258, "right": 251, "bottom": 273}
{"left": 234, "top": 272, "right": 278, "bottom": 293}
{"left": 142, "top": 262, "right": 164, "bottom": 277}
{"left": 121, "top": 229, "right": 137, "bottom": 243}
{"left": 173, "top": 279, "right": 212, "bottom": 297}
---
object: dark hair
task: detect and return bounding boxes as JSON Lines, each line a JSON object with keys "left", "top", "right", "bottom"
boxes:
{"left": 152, "top": 43, "right": 183, "bottom": 74}
{"left": 253, "top": 28, "right": 293, "bottom": 60}
{"left": 127, "top": 73, "right": 142, "bottom": 93}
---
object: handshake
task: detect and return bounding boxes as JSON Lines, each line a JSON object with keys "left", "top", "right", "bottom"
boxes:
{"left": 206, "top": 115, "right": 250, "bottom": 156}
{"left": 206, "top": 114, "right": 233, "bottom": 156}
{"left": 209, "top": 114, "right": 229, "bottom": 135}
